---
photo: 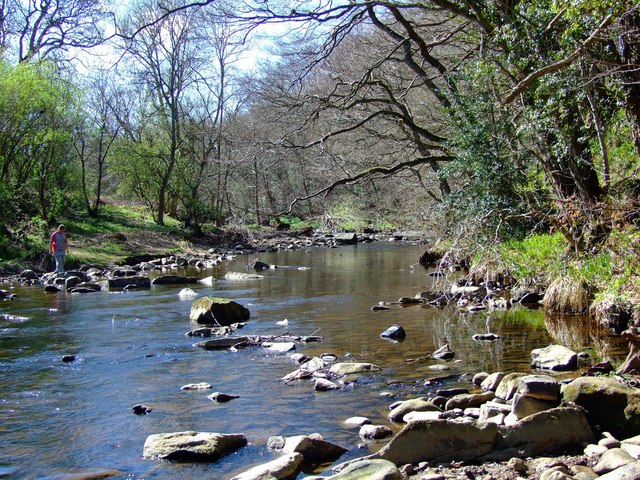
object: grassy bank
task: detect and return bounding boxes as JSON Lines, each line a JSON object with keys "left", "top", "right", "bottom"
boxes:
{"left": 0, "top": 204, "right": 192, "bottom": 273}
{"left": 479, "top": 228, "right": 640, "bottom": 316}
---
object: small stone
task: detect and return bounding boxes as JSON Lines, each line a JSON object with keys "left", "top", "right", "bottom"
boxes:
{"left": 584, "top": 444, "right": 608, "bottom": 457}
{"left": 132, "top": 404, "right": 152, "bottom": 415}
{"left": 207, "top": 392, "right": 239, "bottom": 402}
{"left": 473, "top": 372, "right": 490, "bottom": 385}
{"left": 180, "top": 382, "right": 212, "bottom": 390}
{"left": 61, "top": 355, "right": 76, "bottom": 362}
{"left": 314, "top": 378, "right": 340, "bottom": 391}
{"left": 344, "top": 417, "right": 371, "bottom": 427}
{"left": 359, "top": 424, "right": 393, "bottom": 439}
{"left": 432, "top": 344, "right": 455, "bottom": 360}
{"left": 508, "top": 457, "right": 528, "bottom": 474}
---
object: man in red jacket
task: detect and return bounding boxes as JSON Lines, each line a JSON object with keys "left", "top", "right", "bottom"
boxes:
{"left": 50, "top": 224, "right": 69, "bottom": 274}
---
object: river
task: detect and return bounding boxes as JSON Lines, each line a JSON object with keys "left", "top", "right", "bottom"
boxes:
{"left": 0, "top": 243, "right": 624, "bottom": 479}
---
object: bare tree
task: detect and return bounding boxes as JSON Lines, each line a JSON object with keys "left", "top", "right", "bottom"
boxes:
{"left": 2, "top": 0, "right": 112, "bottom": 63}
{"left": 72, "top": 71, "right": 121, "bottom": 216}
{"left": 120, "top": 0, "right": 205, "bottom": 225}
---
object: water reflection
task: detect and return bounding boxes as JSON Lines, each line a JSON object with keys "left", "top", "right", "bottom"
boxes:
{"left": 0, "top": 243, "right": 625, "bottom": 479}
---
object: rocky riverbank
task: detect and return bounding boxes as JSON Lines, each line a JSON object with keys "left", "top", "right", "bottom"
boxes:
{"left": 3, "top": 232, "right": 640, "bottom": 480}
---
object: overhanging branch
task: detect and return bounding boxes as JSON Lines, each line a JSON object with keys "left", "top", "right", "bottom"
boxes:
{"left": 502, "top": 14, "right": 613, "bottom": 105}
{"left": 278, "top": 155, "right": 454, "bottom": 216}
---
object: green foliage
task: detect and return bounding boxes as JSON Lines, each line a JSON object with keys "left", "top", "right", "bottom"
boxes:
{"left": 498, "top": 232, "right": 567, "bottom": 285}
{"left": 443, "top": 61, "right": 543, "bottom": 242}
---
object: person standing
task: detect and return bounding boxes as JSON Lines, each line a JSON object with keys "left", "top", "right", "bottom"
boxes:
{"left": 50, "top": 224, "right": 68, "bottom": 274}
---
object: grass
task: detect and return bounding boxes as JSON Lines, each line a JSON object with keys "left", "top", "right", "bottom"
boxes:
{"left": 489, "top": 226, "right": 640, "bottom": 315}
{"left": 67, "top": 204, "right": 181, "bottom": 236}
{"left": 498, "top": 232, "right": 566, "bottom": 286}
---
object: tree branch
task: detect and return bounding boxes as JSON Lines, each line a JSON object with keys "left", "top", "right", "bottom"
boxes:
{"left": 502, "top": 14, "right": 614, "bottom": 105}
{"left": 278, "top": 155, "right": 454, "bottom": 216}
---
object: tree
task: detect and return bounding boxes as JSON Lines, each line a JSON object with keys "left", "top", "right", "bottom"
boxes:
{"left": 2, "top": 0, "right": 112, "bottom": 63}
{"left": 119, "top": 0, "right": 205, "bottom": 225}
{"left": 0, "top": 60, "right": 78, "bottom": 222}
{"left": 72, "top": 72, "right": 120, "bottom": 216}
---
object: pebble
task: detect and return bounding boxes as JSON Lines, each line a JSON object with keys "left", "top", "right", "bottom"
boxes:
{"left": 180, "top": 382, "right": 212, "bottom": 390}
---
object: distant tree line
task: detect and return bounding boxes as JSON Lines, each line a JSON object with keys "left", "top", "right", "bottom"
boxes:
{"left": 0, "top": 0, "right": 638, "bottom": 255}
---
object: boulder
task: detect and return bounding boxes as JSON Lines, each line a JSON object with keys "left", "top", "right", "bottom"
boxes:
{"left": 596, "top": 462, "right": 640, "bottom": 479}
{"left": 388, "top": 398, "right": 440, "bottom": 423}
{"left": 517, "top": 374, "right": 561, "bottom": 402}
{"left": 373, "top": 419, "right": 498, "bottom": 464}
{"left": 269, "top": 433, "right": 347, "bottom": 463}
{"left": 531, "top": 345, "right": 578, "bottom": 371}
{"left": 511, "top": 393, "right": 558, "bottom": 419}
{"left": 328, "top": 459, "right": 402, "bottom": 480}
{"left": 331, "top": 233, "right": 358, "bottom": 245}
{"left": 230, "top": 452, "right": 304, "bottom": 480}
{"left": 329, "top": 363, "right": 381, "bottom": 376}
{"left": 152, "top": 275, "right": 197, "bottom": 285}
{"left": 65, "top": 276, "right": 82, "bottom": 289}
{"left": 403, "top": 411, "right": 443, "bottom": 422}
{"left": 344, "top": 417, "right": 372, "bottom": 427}
{"left": 142, "top": 431, "right": 247, "bottom": 461}
{"left": 263, "top": 342, "right": 296, "bottom": 353}
{"left": 481, "top": 372, "right": 505, "bottom": 392}
{"left": 190, "top": 297, "right": 250, "bottom": 326}
{"left": 19, "top": 269, "right": 38, "bottom": 280}
{"left": 359, "top": 424, "right": 393, "bottom": 440}
{"left": 314, "top": 378, "right": 340, "bottom": 391}
{"left": 561, "top": 376, "right": 640, "bottom": 438}
{"left": 495, "top": 373, "right": 528, "bottom": 401}
{"left": 593, "top": 448, "right": 635, "bottom": 475}
{"left": 495, "top": 407, "right": 594, "bottom": 457}
{"left": 432, "top": 344, "right": 455, "bottom": 360}
{"left": 445, "top": 391, "right": 495, "bottom": 411}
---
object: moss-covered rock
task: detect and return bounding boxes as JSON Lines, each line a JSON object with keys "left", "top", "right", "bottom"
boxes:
{"left": 190, "top": 297, "right": 250, "bottom": 326}
{"left": 561, "top": 377, "right": 640, "bottom": 438}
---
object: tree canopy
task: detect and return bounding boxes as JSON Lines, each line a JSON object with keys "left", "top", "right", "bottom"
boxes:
{"left": 0, "top": 0, "right": 638, "bottom": 258}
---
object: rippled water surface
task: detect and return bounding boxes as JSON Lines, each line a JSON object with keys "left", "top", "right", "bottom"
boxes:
{"left": 0, "top": 243, "right": 623, "bottom": 479}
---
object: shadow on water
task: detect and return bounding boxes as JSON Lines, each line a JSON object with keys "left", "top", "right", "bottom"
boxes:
{"left": 0, "top": 243, "right": 627, "bottom": 479}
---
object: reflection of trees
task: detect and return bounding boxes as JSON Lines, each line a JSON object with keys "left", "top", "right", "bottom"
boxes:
{"left": 543, "top": 314, "right": 630, "bottom": 364}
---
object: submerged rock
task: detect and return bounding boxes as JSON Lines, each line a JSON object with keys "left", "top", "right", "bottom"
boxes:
{"left": 132, "top": 404, "right": 152, "bottom": 415}
{"left": 181, "top": 382, "right": 212, "bottom": 390}
{"left": 152, "top": 275, "right": 197, "bottom": 285}
{"left": 207, "top": 392, "right": 239, "bottom": 403}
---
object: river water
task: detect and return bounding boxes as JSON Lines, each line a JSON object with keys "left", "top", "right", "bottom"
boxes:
{"left": 0, "top": 243, "right": 625, "bottom": 479}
